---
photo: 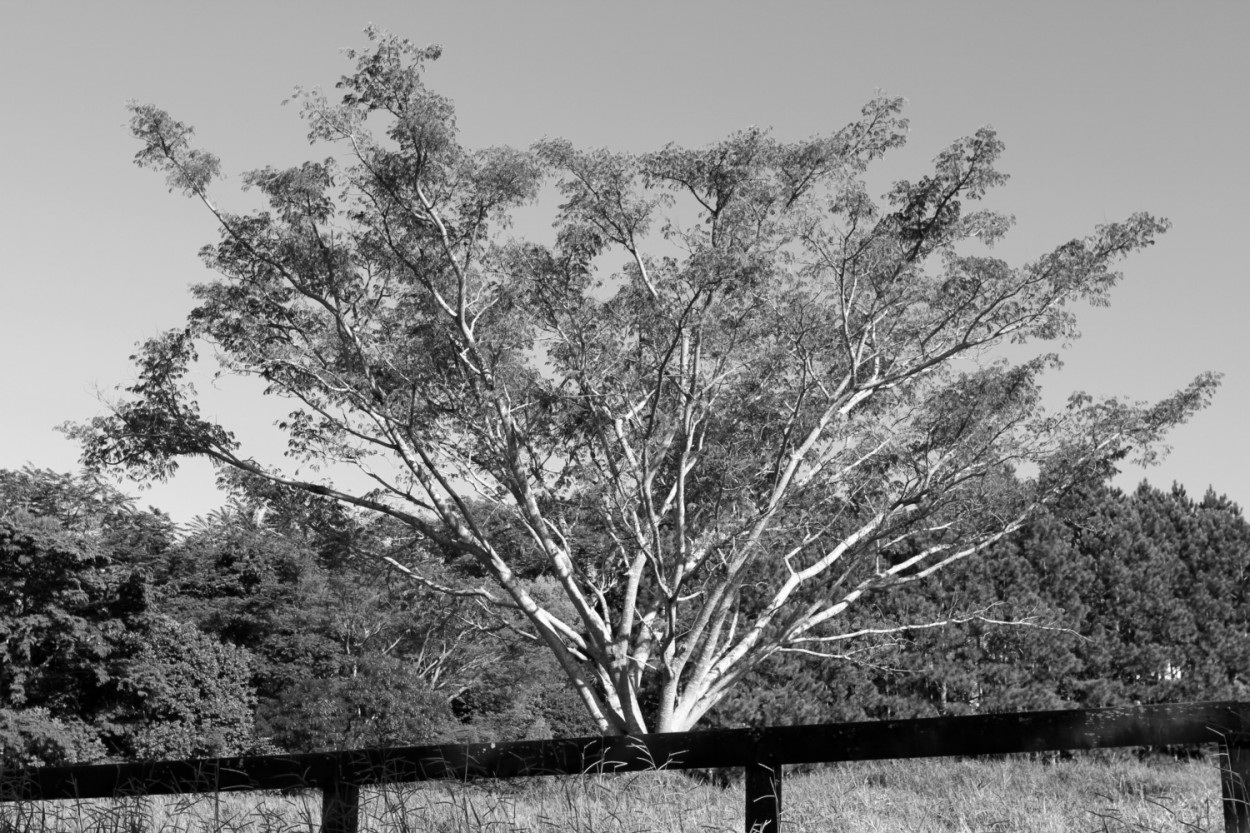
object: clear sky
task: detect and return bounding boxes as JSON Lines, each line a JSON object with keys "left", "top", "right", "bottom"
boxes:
{"left": 1, "top": 1, "right": 1246, "bottom": 522}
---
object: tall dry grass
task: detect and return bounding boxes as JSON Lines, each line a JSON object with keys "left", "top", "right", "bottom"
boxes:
{"left": 0, "top": 753, "right": 1225, "bottom": 833}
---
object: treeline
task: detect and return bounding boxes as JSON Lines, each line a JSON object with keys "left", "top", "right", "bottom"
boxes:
{"left": 3, "top": 468, "right": 1248, "bottom": 765}
{"left": 0, "top": 468, "right": 591, "bottom": 766}
{"left": 715, "top": 480, "right": 1250, "bottom": 726}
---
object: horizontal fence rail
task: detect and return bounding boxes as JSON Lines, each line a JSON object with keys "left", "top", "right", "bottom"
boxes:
{"left": 2, "top": 701, "right": 1249, "bottom": 833}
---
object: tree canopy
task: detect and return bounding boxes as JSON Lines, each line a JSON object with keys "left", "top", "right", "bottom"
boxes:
{"left": 69, "top": 29, "right": 1218, "bottom": 734}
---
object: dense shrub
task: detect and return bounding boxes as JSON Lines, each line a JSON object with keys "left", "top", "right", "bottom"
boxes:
{"left": 0, "top": 708, "right": 107, "bottom": 766}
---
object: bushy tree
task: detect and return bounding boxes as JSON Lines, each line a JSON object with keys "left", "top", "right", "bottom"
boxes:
{"left": 1090, "top": 483, "right": 1250, "bottom": 703}
{"left": 69, "top": 29, "right": 1217, "bottom": 733}
{"left": 0, "top": 469, "right": 255, "bottom": 763}
{"left": 0, "top": 467, "right": 175, "bottom": 571}
{"left": 162, "top": 488, "right": 589, "bottom": 750}
{"left": 264, "top": 657, "right": 456, "bottom": 751}
{"left": 0, "top": 708, "right": 106, "bottom": 767}
{"left": 113, "top": 616, "right": 257, "bottom": 760}
{"left": 0, "top": 512, "right": 139, "bottom": 734}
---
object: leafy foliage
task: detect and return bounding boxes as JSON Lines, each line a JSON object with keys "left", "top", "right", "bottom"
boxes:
{"left": 0, "top": 469, "right": 255, "bottom": 764}
{"left": 4, "top": 462, "right": 1248, "bottom": 754}
{"left": 0, "top": 708, "right": 107, "bottom": 767}
{"left": 0, "top": 512, "right": 138, "bottom": 726}
{"left": 113, "top": 616, "right": 256, "bottom": 760}
{"left": 161, "top": 483, "right": 593, "bottom": 751}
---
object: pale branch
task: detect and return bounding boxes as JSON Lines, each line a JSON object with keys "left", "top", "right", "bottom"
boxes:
{"left": 376, "top": 555, "right": 510, "bottom": 604}
{"left": 788, "top": 606, "right": 1069, "bottom": 646}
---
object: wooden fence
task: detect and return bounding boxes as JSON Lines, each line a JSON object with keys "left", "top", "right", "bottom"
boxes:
{"left": 3, "top": 701, "right": 1249, "bottom": 833}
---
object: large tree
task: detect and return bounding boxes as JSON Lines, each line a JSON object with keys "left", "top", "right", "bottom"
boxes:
{"left": 69, "top": 29, "right": 1218, "bottom": 734}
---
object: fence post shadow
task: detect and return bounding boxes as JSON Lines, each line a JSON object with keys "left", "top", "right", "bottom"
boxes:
{"left": 320, "top": 780, "right": 359, "bottom": 833}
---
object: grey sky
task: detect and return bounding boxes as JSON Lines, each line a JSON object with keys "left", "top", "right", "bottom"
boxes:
{"left": 1, "top": 1, "right": 1245, "bottom": 521}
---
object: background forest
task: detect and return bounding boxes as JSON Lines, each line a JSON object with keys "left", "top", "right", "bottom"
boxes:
{"left": 3, "top": 465, "right": 1246, "bottom": 766}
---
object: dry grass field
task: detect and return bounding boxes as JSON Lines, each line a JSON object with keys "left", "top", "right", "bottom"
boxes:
{"left": 0, "top": 753, "right": 1226, "bottom": 833}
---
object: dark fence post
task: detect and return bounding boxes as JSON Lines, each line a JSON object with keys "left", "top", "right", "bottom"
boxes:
{"left": 321, "top": 780, "right": 360, "bottom": 833}
{"left": 744, "top": 759, "right": 781, "bottom": 833}
{"left": 1222, "top": 737, "right": 1250, "bottom": 833}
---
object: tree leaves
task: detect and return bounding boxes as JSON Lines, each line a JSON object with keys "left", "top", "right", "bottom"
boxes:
{"left": 0, "top": 469, "right": 254, "bottom": 763}
{"left": 128, "top": 105, "right": 221, "bottom": 197}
